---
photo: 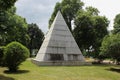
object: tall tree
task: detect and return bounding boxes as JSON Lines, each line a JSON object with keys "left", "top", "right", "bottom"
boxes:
{"left": 49, "top": 0, "right": 84, "bottom": 31}
{"left": 28, "top": 23, "right": 44, "bottom": 55}
{"left": 92, "top": 16, "right": 109, "bottom": 58}
{"left": 113, "top": 14, "right": 120, "bottom": 34}
{"left": 0, "top": 7, "right": 30, "bottom": 46}
{"left": 73, "top": 10, "right": 94, "bottom": 51}
{"left": 73, "top": 7, "right": 109, "bottom": 58}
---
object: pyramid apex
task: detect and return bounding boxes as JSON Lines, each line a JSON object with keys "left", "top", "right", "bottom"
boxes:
{"left": 57, "top": 10, "right": 62, "bottom": 14}
{"left": 56, "top": 10, "right": 63, "bottom": 18}
{"left": 50, "top": 10, "right": 66, "bottom": 30}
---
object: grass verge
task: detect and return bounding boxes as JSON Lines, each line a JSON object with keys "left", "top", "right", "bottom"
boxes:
{"left": 0, "top": 59, "right": 120, "bottom": 80}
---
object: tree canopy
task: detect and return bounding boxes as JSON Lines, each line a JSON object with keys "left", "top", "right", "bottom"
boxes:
{"left": 49, "top": 0, "right": 84, "bottom": 31}
{"left": 113, "top": 14, "right": 120, "bottom": 34}
{"left": 28, "top": 23, "right": 44, "bottom": 55}
{"left": 73, "top": 7, "right": 109, "bottom": 58}
{"left": 0, "top": 7, "right": 30, "bottom": 46}
{"left": 100, "top": 13, "right": 120, "bottom": 63}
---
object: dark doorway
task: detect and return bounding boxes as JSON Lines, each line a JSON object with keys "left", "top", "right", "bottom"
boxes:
{"left": 50, "top": 54, "right": 63, "bottom": 61}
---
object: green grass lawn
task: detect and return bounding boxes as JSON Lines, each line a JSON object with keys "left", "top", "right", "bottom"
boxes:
{"left": 0, "top": 59, "right": 120, "bottom": 80}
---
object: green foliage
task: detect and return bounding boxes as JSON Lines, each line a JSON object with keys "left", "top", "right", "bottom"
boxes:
{"left": 0, "top": 0, "right": 17, "bottom": 10}
{"left": 28, "top": 23, "right": 44, "bottom": 56}
{"left": 86, "top": 6, "right": 100, "bottom": 16}
{"left": 73, "top": 7, "right": 109, "bottom": 58}
{"left": 100, "top": 34, "right": 120, "bottom": 63}
{"left": 0, "top": 7, "right": 30, "bottom": 47}
{"left": 74, "top": 11, "right": 93, "bottom": 50}
{"left": 4, "top": 41, "right": 30, "bottom": 72}
{"left": 49, "top": 0, "right": 84, "bottom": 31}
{"left": 92, "top": 16, "right": 109, "bottom": 58}
{"left": 113, "top": 14, "right": 120, "bottom": 34}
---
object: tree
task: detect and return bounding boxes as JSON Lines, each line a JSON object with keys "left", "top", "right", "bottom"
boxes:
{"left": 4, "top": 41, "right": 30, "bottom": 72}
{"left": 92, "top": 16, "right": 109, "bottom": 58}
{"left": 100, "top": 34, "right": 120, "bottom": 64}
{"left": 49, "top": 0, "right": 84, "bottom": 31}
{"left": 73, "top": 10, "right": 94, "bottom": 51}
{"left": 113, "top": 14, "right": 120, "bottom": 34}
{"left": 0, "top": 7, "right": 30, "bottom": 47}
{"left": 73, "top": 7, "right": 109, "bottom": 58}
{"left": 0, "top": 0, "right": 17, "bottom": 10}
{"left": 28, "top": 23, "right": 44, "bottom": 56}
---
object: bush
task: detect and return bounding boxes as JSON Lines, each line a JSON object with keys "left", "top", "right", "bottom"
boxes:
{"left": 4, "top": 41, "right": 30, "bottom": 72}
{"left": 0, "top": 46, "right": 5, "bottom": 66}
{"left": 100, "top": 34, "right": 120, "bottom": 64}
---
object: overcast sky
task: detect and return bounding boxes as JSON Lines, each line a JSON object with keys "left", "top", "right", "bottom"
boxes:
{"left": 15, "top": 0, "right": 120, "bottom": 33}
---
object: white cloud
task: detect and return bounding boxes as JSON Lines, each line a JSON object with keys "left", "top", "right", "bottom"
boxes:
{"left": 15, "top": 0, "right": 120, "bottom": 33}
{"left": 15, "top": 0, "right": 60, "bottom": 33}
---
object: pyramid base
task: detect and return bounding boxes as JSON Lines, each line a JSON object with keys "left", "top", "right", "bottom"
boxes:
{"left": 32, "top": 59, "right": 91, "bottom": 66}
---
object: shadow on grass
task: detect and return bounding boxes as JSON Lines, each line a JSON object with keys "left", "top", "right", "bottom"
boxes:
{"left": 91, "top": 63, "right": 120, "bottom": 67}
{"left": 0, "top": 75, "right": 15, "bottom": 80}
{"left": 36, "top": 64, "right": 118, "bottom": 67}
{"left": 106, "top": 68, "right": 120, "bottom": 73}
{"left": 4, "top": 70, "right": 30, "bottom": 74}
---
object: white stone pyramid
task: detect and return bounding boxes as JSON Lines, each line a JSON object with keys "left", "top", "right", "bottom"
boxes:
{"left": 33, "top": 11, "right": 85, "bottom": 65}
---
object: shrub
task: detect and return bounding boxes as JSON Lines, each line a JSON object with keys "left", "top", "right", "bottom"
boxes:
{"left": 4, "top": 41, "right": 30, "bottom": 72}
{"left": 100, "top": 34, "right": 120, "bottom": 64}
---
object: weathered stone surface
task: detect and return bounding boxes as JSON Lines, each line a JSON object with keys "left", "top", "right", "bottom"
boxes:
{"left": 33, "top": 11, "right": 85, "bottom": 65}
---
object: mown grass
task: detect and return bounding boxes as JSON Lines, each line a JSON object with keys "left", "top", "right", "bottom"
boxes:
{"left": 0, "top": 59, "right": 120, "bottom": 80}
